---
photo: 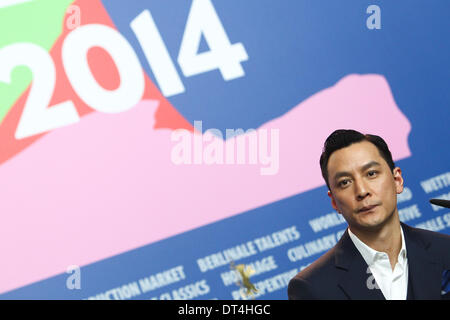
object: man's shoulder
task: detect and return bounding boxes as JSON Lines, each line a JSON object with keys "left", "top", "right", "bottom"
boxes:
{"left": 292, "top": 247, "right": 337, "bottom": 282}
{"left": 287, "top": 244, "right": 345, "bottom": 299}
{"left": 403, "top": 223, "right": 450, "bottom": 247}
{"left": 403, "top": 223, "right": 450, "bottom": 265}
{"left": 288, "top": 246, "right": 337, "bottom": 291}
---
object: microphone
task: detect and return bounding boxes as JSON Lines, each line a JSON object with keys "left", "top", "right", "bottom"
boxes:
{"left": 429, "top": 198, "right": 450, "bottom": 209}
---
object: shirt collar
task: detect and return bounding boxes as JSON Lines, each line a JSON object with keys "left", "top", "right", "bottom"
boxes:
{"left": 348, "top": 225, "right": 407, "bottom": 267}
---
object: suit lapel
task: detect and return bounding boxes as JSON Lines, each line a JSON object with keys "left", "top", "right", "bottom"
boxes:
{"left": 335, "top": 229, "right": 385, "bottom": 300}
{"left": 402, "top": 223, "right": 442, "bottom": 300}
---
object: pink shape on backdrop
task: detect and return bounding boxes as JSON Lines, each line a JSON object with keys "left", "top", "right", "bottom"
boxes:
{"left": 0, "top": 74, "right": 411, "bottom": 293}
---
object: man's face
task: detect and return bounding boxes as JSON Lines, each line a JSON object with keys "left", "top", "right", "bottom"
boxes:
{"left": 326, "top": 141, "right": 404, "bottom": 232}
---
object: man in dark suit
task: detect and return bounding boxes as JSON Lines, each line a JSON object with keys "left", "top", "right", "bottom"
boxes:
{"left": 288, "top": 129, "right": 450, "bottom": 300}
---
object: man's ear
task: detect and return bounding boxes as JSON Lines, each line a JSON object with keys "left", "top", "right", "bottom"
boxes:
{"left": 393, "top": 167, "right": 404, "bottom": 194}
{"left": 328, "top": 190, "right": 339, "bottom": 213}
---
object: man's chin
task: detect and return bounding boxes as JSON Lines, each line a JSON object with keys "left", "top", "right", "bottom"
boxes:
{"left": 348, "top": 209, "right": 397, "bottom": 232}
{"left": 354, "top": 216, "right": 387, "bottom": 231}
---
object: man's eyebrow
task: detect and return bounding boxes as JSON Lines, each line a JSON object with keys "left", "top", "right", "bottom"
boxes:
{"left": 360, "top": 161, "right": 381, "bottom": 172}
{"left": 333, "top": 161, "right": 382, "bottom": 181}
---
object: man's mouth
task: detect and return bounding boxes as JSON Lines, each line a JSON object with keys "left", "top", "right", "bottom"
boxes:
{"left": 358, "top": 204, "right": 379, "bottom": 213}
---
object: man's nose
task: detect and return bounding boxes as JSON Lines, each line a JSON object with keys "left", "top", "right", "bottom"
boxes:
{"left": 354, "top": 178, "right": 370, "bottom": 200}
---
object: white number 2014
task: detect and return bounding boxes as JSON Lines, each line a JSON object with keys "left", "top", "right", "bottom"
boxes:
{"left": 0, "top": 0, "right": 248, "bottom": 139}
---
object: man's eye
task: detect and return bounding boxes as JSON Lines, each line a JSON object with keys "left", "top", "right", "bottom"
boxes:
{"left": 368, "top": 170, "right": 378, "bottom": 177}
{"left": 339, "top": 179, "right": 350, "bottom": 187}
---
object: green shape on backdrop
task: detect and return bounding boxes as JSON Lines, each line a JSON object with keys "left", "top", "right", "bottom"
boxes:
{"left": 0, "top": 0, "right": 74, "bottom": 124}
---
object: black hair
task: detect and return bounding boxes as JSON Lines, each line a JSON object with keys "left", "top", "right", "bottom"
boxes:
{"left": 320, "top": 129, "right": 396, "bottom": 190}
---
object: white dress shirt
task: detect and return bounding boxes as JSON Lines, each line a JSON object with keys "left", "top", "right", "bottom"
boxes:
{"left": 348, "top": 225, "right": 409, "bottom": 300}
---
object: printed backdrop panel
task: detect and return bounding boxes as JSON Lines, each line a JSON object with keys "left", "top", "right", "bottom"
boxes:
{"left": 0, "top": 0, "right": 448, "bottom": 299}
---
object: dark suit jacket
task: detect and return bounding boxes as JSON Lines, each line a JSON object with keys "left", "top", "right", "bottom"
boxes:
{"left": 288, "top": 222, "right": 450, "bottom": 300}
